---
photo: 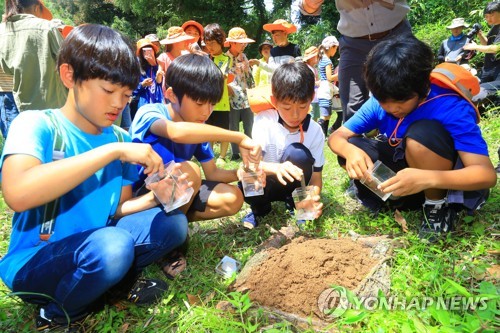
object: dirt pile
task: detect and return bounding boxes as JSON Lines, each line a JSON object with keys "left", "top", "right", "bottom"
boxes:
{"left": 233, "top": 237, "right": 378, "bottom": 319}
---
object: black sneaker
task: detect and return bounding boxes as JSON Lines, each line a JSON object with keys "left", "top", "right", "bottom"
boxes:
{"left": 127, "top": 278, "right": 168, "bottom": 305}
{"left": 35, "top": 308, "right": 86, "bottom": 332}
{"left": 419, "top": 202, "right": 456, "bottom": 242}
{"left": 230, "top": 154, "right": 241, "bottom": 161}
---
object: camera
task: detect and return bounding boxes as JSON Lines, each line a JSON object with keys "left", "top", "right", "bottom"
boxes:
{"left": 466, "top": 23, "right": 482, "bottom": 39}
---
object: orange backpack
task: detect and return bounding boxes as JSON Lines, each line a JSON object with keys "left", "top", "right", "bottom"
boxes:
{"left": 430, "top": 63, "right": 481, "bottom": 123}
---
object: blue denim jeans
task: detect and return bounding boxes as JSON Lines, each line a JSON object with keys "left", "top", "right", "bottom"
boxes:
{"left": 0, "top": 92, "right": 20, "bottom": 138}
{"left": 12, "top": 207, "right": 187, "bottom": 320}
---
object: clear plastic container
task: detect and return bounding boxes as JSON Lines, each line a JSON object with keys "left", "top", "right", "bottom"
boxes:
{"left": 240, "top": 168, "right": 264, "bottom": 197}
{"left": 360, "top": 160, "right": 396, "bottom": 201}
{"left": 215, "top": 256, "right": 241, "bottom": 278}
{"left": 292, "top": 185, "right": 317, "bottom": 220}
{"left": 144, "top": 161, "right": 194, "bottom": 212}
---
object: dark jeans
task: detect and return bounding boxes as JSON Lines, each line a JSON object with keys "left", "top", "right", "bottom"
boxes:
{"left": 0, "top": 92, "right": 20, "bottom": 138}
{"left": 338, "top": 20, "right": 412, "bottom": 122}
{"left": 242, "top": 143, "right": 315, "bottom": 216}
{"left": 12, "top": 207, "right": 187, "bottom": 320}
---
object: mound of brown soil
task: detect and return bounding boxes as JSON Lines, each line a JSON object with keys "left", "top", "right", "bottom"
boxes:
{"left": 233, "top": 237, "right": 379, "bottom": 319}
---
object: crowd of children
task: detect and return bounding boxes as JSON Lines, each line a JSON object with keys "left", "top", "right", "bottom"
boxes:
{"left": 0, "top": 1, "right": 498, "bottom": 330}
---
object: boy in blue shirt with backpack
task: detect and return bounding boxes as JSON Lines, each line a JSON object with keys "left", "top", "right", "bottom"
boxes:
{"left": 0, "top": 25, "right": 189, "bottom": 330}
{"left": 328, "top": 36, "right": 497, "bottom": 241}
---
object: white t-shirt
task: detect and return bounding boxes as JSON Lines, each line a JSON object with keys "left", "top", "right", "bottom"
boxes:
{"left": 252, "top": 109, "right": 325, "bottom": 171}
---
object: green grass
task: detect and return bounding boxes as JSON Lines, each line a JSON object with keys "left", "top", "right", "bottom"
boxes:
{"left": 0, "top": 110, "right": 498, "bottom": 332}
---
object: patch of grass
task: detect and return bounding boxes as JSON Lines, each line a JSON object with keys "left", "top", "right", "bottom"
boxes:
{"left": 0, "top": 111, "right": 498, "bottom": 332}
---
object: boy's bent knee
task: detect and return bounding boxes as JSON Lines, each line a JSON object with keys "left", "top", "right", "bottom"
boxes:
{"left": 214, "top": 184, "right": 244, "bottom": 216}
{"left": 78, "top": 228, "right": 135, "bottom": 282}
{"left": 405, "top": 120, "right": 456, "bottom": 162}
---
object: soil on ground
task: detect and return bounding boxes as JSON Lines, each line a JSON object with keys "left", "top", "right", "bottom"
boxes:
{"left": 234, "top": 237, "right": 378, "bottom": 319}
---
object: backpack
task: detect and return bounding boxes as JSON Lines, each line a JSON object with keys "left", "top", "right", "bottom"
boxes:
{"left": 430, "top": 63, "right": 481, "bottom": 123}
{"left": 39, "top": 110, "right": 125, "bottom": 241}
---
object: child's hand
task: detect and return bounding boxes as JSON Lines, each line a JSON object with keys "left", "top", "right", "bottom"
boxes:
{"left": 378, "top": 168, "right": 428, "bottom": 197}
{"left": 141, "top": 78, "right": 153, "bottom": 87}
{"left": 156, "top": 69, "right": 164, "bottom": 83}
{"left": 116, "top": 142, "right": 164, "bottom": 176}
{"left": 276, "top": 161, "right": 303, "bottom": 185}
{"left": 238, "top": 138, "right": 262, "bottom": 168}
{"left": 345, "top": 149, "right": 373, "bottom": 180}
{"left": 248, "top": 59, "right": 260, "bottom": 67}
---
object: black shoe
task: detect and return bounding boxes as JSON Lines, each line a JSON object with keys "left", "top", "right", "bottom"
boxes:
{"left": 230, "top": 154, "right": 241, "bottom": 161}
{"left": 127, "top": 278, "right": 168, "bottom": 305}
{"left": 35, "top": 308, "right": 86, "bottom": 332}
{"left": 495, "top": 163, "right": 500, "bottom": 174}
{"left": 419, "top": 202, "right": 456, "bottom": 242}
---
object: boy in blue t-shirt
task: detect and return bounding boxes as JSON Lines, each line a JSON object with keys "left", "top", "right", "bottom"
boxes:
{"left": 328, "top": 36, "right": 497, "bottom": 241}
{"left": 0, "top": 25, "right": 189, "bottom": 330}
{"left": 130, "top": 54, "right": 262, "bottom": 223}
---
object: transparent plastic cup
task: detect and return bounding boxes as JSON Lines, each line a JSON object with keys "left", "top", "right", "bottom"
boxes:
{"left": 292, "top": 185, "right": 317, "bottom": 221}
{"left": 215, "top": 256, "right": 241, "bottom": 278}
{"left": 240, "top": 168, "right": 264, "bottom": 197}
{"left": 144, "top": 161, "right": 194, "bottom": 213}
{"left": 360, "top": 160, "right": 396, "bottom": 201}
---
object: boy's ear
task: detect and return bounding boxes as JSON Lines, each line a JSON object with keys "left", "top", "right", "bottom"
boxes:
{"left": 59, "top": 64, "right": 75, "bottom": 89}
{"left": 165, "top": 87, "right": 178, "bottom": 104}
{"left": 270, "top": 95, "right": 277, "bottom": 106}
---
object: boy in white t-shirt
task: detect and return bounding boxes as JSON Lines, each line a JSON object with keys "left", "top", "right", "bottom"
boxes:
{"left": 242, "top": 62, "right": 325, "bottom": 229}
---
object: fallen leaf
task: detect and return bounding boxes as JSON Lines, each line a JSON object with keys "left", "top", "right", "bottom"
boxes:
{"left": 119, "top": 323, "right": 129, "bottom": 333}
{"left": 487, "top": 265, "right": 500, "bottom": 278}
{"left": 216, "top": 300, "right": 235, "bottom": 312}
{"left": 187, "top": 293, "right": 201, "bottom": 306}
{"left": 394, "top": 210, "right": 408, "bottom": 233}
{"left": 204, "top": 291, "right": 216, "bottom": 303}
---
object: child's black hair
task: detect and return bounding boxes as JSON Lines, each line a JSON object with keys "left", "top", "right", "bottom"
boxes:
{"left": 271, "top": 62, "right": 315, "bottom": 103}
{"left": 364, "top": 36, "right": 434, "bottom": 102}
{"left": 165, "top": 53, "right": 224, "bottom": 105}
{"left": 204, "top": 23, "right": 226, "bottom": 47}
{"left": 484, "top": 1, "right": 500, "bottom": 14}
{"left": 57, "top": 24, "right": 140, "bottom": 90}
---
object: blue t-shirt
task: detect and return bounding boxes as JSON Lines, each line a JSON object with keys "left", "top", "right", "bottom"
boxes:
{"left": 133, "top": 64, "right": 164, "bottom": 108}
{"left": 0, "top": 109, "right": 137, "bottom": 289}
{"left": 344, "top": 84, "right": 488, "bottom": 156}
{"left": 130, "top": 103, "right": 214, "bottom": 187}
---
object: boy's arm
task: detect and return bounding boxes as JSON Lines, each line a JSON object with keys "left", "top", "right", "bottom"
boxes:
{"left": 2, "top": 142, "right": 163, "bottom": 212}
{"left": 113, "top": 185, "right": 158, "bottom": 218}
{"left": 150, "top": 118, "right": 261, "bottom": 165}
{"left": 201, "top": 159, "right": 239, "bottom": 183}
{"left": 380, "top": 152, "right": 497, "bottom": 197}
{"left": 328, "top": 126, "right": 373, "bottom": 180}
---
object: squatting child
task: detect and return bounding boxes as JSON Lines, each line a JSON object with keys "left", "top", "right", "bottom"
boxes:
{"left": 130, "top": 53, "right": 262, "bottom": 223}
{"left": 242, "top": 61, "right": 324, "bottom": 229}
{"left": 0, "top": 25, "right": 189, "bottom": 330}
{"left": 328, "top": 36, "right": 497, "bottom": 241}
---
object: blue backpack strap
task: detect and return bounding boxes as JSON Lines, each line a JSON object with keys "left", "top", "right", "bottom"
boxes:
{"left": 39, "top": 110, "right": 66, "bottom": 241}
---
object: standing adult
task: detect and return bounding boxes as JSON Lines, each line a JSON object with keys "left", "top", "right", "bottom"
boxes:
{"left": 0, "top": 0, "right": 67, "bottom": 137}
{"left": 249, "top": 19, "right": 301, "bottom": 75}
{"left": 290, "top": 0, "right": 412, "bottom": 123}
{"left": 463, "top": 1, "right": 500, "bottom": 101}
{"left": 438, "top": 18, "right": 472, "bottom": 65}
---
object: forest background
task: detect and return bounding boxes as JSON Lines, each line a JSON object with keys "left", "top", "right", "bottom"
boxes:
{"left": 0, "top": 0, "right": 491, "bottom": 66}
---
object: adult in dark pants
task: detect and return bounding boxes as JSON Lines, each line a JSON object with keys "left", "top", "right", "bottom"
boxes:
{"left": 290, "top": 0, "right": 413, "bottom": 122}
